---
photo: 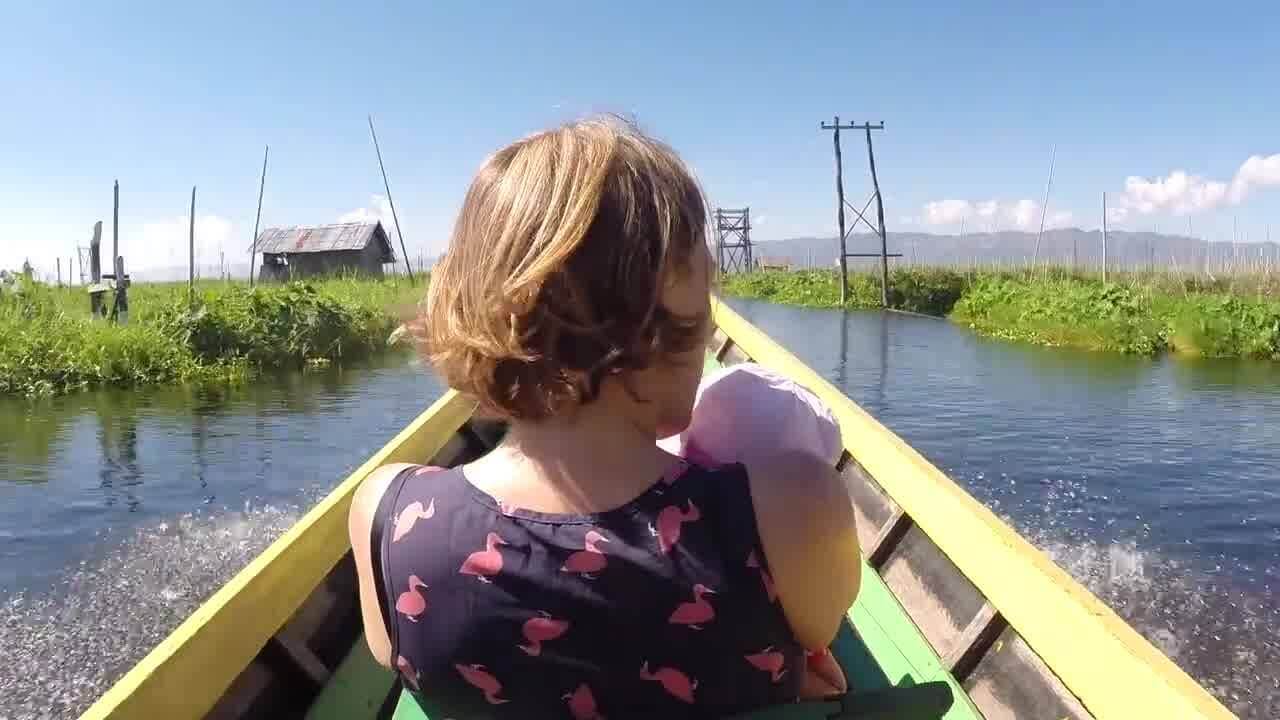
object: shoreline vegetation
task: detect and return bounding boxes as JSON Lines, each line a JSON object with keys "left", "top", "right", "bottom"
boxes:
{"left": 9, "top": 264, "right": 1280, "bottom": 397}
{"left": 0, "top": 277, "right": 422, "bottom": 396}
{"left": 720, "top": 268, "right": 1280, "bottom": 360}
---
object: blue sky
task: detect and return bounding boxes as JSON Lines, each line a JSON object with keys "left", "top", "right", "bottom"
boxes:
{"left": 3, "top": 1, "right": 1278, "bottom": 277}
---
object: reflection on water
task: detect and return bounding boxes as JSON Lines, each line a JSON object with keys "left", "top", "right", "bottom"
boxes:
{"left": 728, "top": 298, "right": 1280, "bottom": 718}
{"left": 0, "top": 357, "right": 444, "bottom": 594}
{"left": 0, "top": 356, "right": 444, "bottom": 719}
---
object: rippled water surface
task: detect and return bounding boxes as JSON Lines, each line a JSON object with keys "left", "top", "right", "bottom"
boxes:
{"left": 729, "top": 298, "right": 1280, "bottom": 717}
{"left": 4, "top": 303, "right": 1279, "bottom": 718}
{"left": 1, "top": 356, "right": 444, "bottom": 718}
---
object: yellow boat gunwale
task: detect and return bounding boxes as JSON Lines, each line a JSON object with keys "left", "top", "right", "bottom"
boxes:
{"left": 76, "top": 297, "right": 1234, "bottom": 720}
{"left": 710, "top": 298, "right": 1231, "bottom": 719}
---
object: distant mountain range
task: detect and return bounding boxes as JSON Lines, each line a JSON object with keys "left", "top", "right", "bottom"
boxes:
{"left": 747, "top": 230, "right": 1280, "bottom": 273}
{"left": 114, "top": 230, "right": 1277, "bottom": 281}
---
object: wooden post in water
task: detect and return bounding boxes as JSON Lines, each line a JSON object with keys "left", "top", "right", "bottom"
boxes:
{"left": 89, "top": 221, "right": 105, "bottom": 318}
{"left": 368, "top": 115, "right": 414, "bottom": 283}
{"left": 863, "top": 122, "right": 889, "bottom": 308}
{"left": 820, "top": 116, "right": 850, "bottom": 305}
{"left": 111, "top": 255, "right": 129, "bottom": 324}
{"left": 250, "top": 145, "right": 268, "bottom": 287}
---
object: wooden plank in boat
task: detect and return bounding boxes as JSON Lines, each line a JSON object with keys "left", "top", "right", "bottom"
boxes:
{"left": 963, "top": 625, "right": 1092, "bottom": 720}
{"left": 842, "top": 558, "right": 984, "bottom": 719}
{"left": 879, "top": 525, "right": 988, "bottom": 662}
{"left": 839, "top": 454, "right": 899, "bottom": 554}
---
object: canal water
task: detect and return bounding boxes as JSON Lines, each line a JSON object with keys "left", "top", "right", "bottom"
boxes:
{"left": 3, "top": 301, "right": 1278, "bottom": 717}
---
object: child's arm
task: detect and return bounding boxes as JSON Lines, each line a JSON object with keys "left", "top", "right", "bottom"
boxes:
{"left": 746, "top": 449, "right": 862, "bottom": 651}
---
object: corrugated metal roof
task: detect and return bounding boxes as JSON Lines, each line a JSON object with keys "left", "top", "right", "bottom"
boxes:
{"left": 251, "top": 222, "right": 395, "bottom": 261}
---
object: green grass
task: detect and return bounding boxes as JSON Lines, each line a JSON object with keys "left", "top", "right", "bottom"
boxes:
{"left": 720, "top": 267, "right": 1280, "bottom": 360}
{"left": 719, "top": 268, "right": 966, "bottom": 316}
{"left": 0, "top": 276, "right": 424, "bottom": 396}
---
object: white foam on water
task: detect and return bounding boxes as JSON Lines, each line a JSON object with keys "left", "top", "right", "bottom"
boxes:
{"left": 1031, "top": 534, "right": 1280, "bottom": 718}
{"left": 0, "top": 502, "right": 305, "bottom": 720}
{"left": 2, "top": 500, "right": 1276, "bottom": 719}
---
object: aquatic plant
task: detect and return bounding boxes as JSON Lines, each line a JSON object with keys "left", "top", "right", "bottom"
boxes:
{"left": 0, "top": 277, "right": 423, "bottom": 396}
{"left": 721, "top": 267, "right": 1280, "bottom": 360}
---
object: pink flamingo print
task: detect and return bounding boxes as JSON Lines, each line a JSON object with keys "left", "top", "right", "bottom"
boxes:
{"left": 562, "top": 683, "right": 605, "bottom": 720}
{"left": 395, "top": 575, "right": 428, "bottom": 622}
{"left": 639, "top": 661, "right": 697, "bottom": 704}
{"left": 561, "top": 530, "right": 610, "bottom": 579}
{"left": 652, "top": 500, "right": 701, "bottom": 554}
{"left": 396, "top": 655, "right": 421, "bottom": 691}
{"left": 497, "top": 499, "right": 519, "bottom": 516}
{"left": 459, "top": 532, "right": 507, "bottom": 583}
{"left": 745, "top": 646, "right": 788, "bottom": 683}
{"left": 746, "top": 549, "right": 778, "bottom": 603}
{"left": 518, "top": 611, "right": 569, "bottom": 656}
{"left": 668, "top": 583, "right": 716, "bottom": 629}
{"left": 454, "top": 663, "right": 509, "bottom": 704}
{"left": 391, "top": 498, "right": 435, "bottom": 543}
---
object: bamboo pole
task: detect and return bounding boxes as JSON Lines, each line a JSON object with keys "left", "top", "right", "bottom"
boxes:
{"left": 250, "top": 145, "right": 268, "bottom": 287}
{"left": 189, "top": 186, "right": 196, "bottom": 300}
{"left": 1031, "top": 145, "right": 1057, "bottom": 271}
{"left": 368, "top": 115, "right": 414, "bottom": 282}
{"left": 112, "top": 180, "right": 119, "bottom": 272}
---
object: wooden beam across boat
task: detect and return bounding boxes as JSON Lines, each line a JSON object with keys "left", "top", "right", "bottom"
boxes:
{"left": 709, "top": 297, "right": 1232, "bottom": 719}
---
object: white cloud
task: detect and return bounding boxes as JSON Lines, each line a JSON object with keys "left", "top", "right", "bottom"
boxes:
{"left": 919, "top": 198, "right": 1070, "bottom": 231}
{"left": 922, "top": 199, "right": 971, "bottom": 225}
{"left": 1120, "top": 171, "right": 1227, "bottom": 215}
{"left": 338, "top": 194, "right": 400, "bottom": 233}
{"left": 138, "top": 214, "right": 236, "bottom": 274}
{"left": 1116, "top": 152, "right": 1280, "bottom": 216}
{"left": 1230, "top": 153, "right": 1280, "bottom": 203}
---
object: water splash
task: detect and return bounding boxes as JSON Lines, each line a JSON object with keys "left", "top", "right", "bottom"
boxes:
{"left": 0, "top": 502, "right": 304, "bottom": 720}
{"left": 1032, "top": 534, "right": 1280, "bottom": 718}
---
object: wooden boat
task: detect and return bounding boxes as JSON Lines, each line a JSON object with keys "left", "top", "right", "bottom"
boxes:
{"left": 78, "top": 298, "right": 1235, "bottom": 720}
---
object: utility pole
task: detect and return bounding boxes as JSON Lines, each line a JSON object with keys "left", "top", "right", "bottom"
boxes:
{"left": 821, "top": 116, "right": 850, "bottom": 303}
{"left": 865, "top": 121, "right": 890, "bottom": 307}
{"left": 368, "top": 115, "right": 414, "bottom": 283}
{"left": 819, "top": 117, "right": 894, "bottom": 306}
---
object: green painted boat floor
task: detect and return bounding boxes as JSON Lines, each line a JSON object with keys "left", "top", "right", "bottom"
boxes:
{"left": 306, "top": 633, "right": 396, "bottom": 720}
{"left": 838, "top": 560, "right": 981, "bottom": 719}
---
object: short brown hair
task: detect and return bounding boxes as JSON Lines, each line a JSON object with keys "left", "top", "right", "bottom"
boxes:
{"left": 420, "top": 116, "right": 710, "bottom": 421}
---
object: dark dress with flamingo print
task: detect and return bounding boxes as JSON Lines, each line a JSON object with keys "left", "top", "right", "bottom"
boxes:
{"left": 373, "top": 459, "right": 805, "bottom": 719}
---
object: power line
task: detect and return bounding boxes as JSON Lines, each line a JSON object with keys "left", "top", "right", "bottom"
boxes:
{"left": 819, "top": 117, "right": 896, "bottom": 306}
